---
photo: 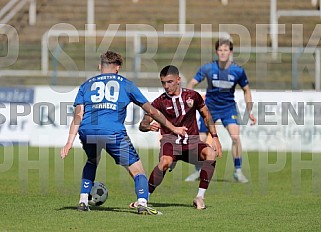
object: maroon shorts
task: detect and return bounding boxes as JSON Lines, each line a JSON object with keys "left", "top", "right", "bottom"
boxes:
{"left": 159, "top": 139, "right": 210, "bottom": 164}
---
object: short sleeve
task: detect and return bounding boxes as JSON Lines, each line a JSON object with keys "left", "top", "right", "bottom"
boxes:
{"left": 194, "top": 91, "right": 205, "bottom": 110}
{"left": 73, "top": 86, "right": 85, "bottom": 107}
{"left": 194, "top": 63, "right": 210, "bottom": 83}
{"left": 238, "top": 68, "right": 249, "bottom": 88}
{"left": 128, "top": 81, "right": 148, "bottom": 106}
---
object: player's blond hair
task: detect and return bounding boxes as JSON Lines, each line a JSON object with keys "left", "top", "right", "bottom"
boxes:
{"left": 100, "top": 50, "right": 123, "bottom": 67}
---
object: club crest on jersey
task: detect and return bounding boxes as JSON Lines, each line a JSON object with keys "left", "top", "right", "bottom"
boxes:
{"left": 186, "top": 97, "right": 194, "bottom": 108}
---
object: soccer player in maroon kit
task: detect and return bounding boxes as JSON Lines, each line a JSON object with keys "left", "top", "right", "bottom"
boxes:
{"left": 139, "top": 65, "right": 222, "bottom": 209}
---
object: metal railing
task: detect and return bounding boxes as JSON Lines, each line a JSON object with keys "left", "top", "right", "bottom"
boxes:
{"left": 0, "top": 0, "right": 36, "bottom": 30}
{"left": 40, "top": 26, "right": 230, "bottom": 75}
{"left": 270, "top": 0, "right": 321, "bottom": 57}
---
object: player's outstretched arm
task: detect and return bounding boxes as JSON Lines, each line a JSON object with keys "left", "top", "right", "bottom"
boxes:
{"left": 140, "top": 102, "right": 187, "bottom": 136}
{"left": 186, "top": 79, "right": 199, "bottom": 89}
{"left": 60, "top": 104, "right": 84, "bottom": 159}
{"left": 243, "top": 85, "right": 257, "bottom": 126}
{"left": 139, "top": 113, "right": 162, "bottom": 132}
{"left": 199, "top": 105, "right": 222, "bottom": 157}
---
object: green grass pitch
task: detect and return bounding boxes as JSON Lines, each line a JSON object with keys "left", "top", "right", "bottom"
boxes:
{"left": 0, "top": 146, "right": 321, "bottom": 231}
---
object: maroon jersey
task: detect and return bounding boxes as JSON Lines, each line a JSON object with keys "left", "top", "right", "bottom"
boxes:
{"left": 152, "top": 88, "right": 205, "bottom": 144}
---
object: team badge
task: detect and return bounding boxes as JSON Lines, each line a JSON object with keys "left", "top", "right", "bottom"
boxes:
{"left": 186, "top": 97, "right": 194, "bottom": 108}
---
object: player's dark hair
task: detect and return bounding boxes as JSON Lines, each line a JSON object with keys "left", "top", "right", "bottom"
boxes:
{"left": 215, "top": 38, "right": 233, "bottom": 51}
{"left": 100, "top": 50, "right": 123, "bottom": 66}
{"left": 160, "top": 65, "right": 179, "bottom": 77}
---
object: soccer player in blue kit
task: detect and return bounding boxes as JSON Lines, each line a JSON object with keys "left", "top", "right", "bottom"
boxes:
{"left": 185, "top": 38, "right": 256, "bottom": 183}
{"left": 60, "top": 51, "right": 187, "bottom": 215}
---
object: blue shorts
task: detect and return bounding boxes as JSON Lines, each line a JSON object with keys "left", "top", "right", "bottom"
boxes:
{"left": 199, "top": 107, "right": 239, "bottom": 133}
{"left": 78, "top": 130, "right": 140, "bottom": 167}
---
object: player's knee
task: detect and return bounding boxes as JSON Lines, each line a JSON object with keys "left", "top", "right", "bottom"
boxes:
{"left": 158, "top": 156, "right": 173, "bottom": 171}
{"left": 88, "top": 157, "right": 100, "bottom": 166}
{"left": 230, "top": 134, "right": 240, "bottom": 144}
{"left": 205, "top": 148, "right": 215, "bottom": 160}
{"left": 200, "top": 147, "right": 215, "bottom": 161}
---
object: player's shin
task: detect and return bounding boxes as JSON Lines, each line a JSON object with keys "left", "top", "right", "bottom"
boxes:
{"left": 148, "top": 166, "right": 167, "bottom": 194}
{"left": 80, "top": 161, "right": 97, "bottom": 205}
{"left": 134, "top": 174, "right": 149, "bottom": 206}
{"left": 234, "top": 157, "right": 242, "bottom": 170}
{"left": 198, "top": 160, "right": 216, "bottom": 197}
{"left": 82, "top": 161, "right": 98, "bottom": 181}
{"left": 79, "top": 178, "right": 93, "bottom": 205}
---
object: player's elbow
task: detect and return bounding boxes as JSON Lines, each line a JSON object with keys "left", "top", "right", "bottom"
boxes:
{"left": 187, "top": 79, "right": 199, "bottom": 89}
{"left": 138, "top": 124, "right": 145, "bottom": 132}
{"left": 139, "top": 122, "right": 149, "bottom": 132}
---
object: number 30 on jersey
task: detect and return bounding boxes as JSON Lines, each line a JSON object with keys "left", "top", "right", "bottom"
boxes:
{"left": 91, "top": 81, "right": 120, "bottom": 103}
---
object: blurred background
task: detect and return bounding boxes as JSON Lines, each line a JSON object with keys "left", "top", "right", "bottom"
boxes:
{"left": 1, "top": 0, "right": 321, "bottom": 150}
{"left": 1, "top": 0, "right": 321, "bottom": 90}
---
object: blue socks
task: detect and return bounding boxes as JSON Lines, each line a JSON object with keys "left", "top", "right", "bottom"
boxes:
{"left": 82, "top": 161, "right": 97, "bottom": 181}
{"left": 234, "top": 157, "right": 242, "bottom": 169}
{"left": 134, "top": 174, "right": 149, "bottom": 201}
{"left": 80, "top": 161, "right": 97, "bottom": 194}
{"left": 80, "top": 178, "right": 93, "bottom": 194}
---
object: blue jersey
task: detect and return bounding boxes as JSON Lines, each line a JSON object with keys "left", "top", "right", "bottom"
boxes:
{"left": 194, "top": 61, "right": 249, "bottom": 113}
{"left": 74, "top": 73, "right": 148, "bottom": 134}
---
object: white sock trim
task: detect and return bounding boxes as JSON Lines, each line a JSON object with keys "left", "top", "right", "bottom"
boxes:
{"left": 196, "top": 188, "right": 206, "bottom": 199}
{"left": 79, "top": 193, "right": 89, "bottom": 205}
{"left": 137, "top": 198, "right": 147, "bottom": 206}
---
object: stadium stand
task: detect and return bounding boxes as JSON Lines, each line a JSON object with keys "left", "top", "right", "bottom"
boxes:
{"left": 0, "top": 0, "right": 320, "bottom": 89}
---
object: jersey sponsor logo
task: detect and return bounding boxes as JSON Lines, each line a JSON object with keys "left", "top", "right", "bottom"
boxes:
{"left": 212, "top": 80, "right": 234, "bottom": 89}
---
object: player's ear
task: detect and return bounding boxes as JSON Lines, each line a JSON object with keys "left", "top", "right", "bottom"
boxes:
{"left": 177, "top": 75, "right": 181, "bottom": 84}
{"left": 115, "top": 65, "right": 120, "bottom": 73}
{"left": 98, "top": 63, "right": 102, "bottom": 71}
{"left": 229, "top": 51, "right": 233, "bottom": 61}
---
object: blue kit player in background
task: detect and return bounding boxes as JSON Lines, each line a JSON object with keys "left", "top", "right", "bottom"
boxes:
{"left": 185, "top": 38, "right": 257, "bottom": 183}
{"left": 60, "top": 50, "right": 186, "bottom": 215}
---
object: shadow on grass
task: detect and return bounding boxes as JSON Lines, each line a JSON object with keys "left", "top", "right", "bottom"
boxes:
{"left": 57, "top": 206, "right": 137, "bottom": 214}
{"left": 184, "top": 178, "right": 230, "bottom": 183}
{"left": 58, "top": 201, "right": 193, "bottom": 213}
{"left": 148, "top": 202, "right": 191, "bottom": 208}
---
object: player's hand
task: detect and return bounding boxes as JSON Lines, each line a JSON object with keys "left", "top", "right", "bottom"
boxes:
{"left": 212, "top": 137, "right": 222, "bottom": 158}
{"left": 149, "top": 121, "right": 161, "bottom": 132}
{"left": 60, "top": 143, "right": 72, "bottom": 159}
{"left": 249, "top": 113, "right": 257, "bottom": 126}
{"left": 173, "top": 126, "right": 188, "bottom": 137}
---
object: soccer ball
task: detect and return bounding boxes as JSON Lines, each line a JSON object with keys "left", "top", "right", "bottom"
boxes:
{"left": 88, "top": 181, "right": 108, "bottom": 206}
